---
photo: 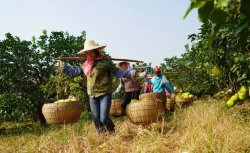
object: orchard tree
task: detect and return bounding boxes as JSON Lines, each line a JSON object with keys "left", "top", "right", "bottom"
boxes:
{"left": 162, "top": 1, "right": 249, "bottom": 96}
{"left": 0, "top": 31, "right": 87, "bottom": 123}
{"left": 184, "top": 0, "right": 250, "bottom": 49}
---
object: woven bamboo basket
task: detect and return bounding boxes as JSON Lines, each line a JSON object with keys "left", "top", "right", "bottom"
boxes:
{"left": 166, "top": 98, "right": 176, "bottom": 111}
{"left": 126, "top": 100, "right": 162, "bottom": 124}
{"left": 42, "top": 101, "right": 82, "bottom": 124}
{"left": 110, "top": 99, "right": 124, "bottom": 116}
{"left": 139, "top": 93, "right": 166, "bottom": 113}
{"left": 175, "top": 98, "right": 193, "bottom": 108}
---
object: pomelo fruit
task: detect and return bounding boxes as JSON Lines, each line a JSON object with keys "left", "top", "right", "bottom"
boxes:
{"left": 230, "top": 93, "right": 239, "bottom": 101}
{"left": 226, "top": 99, "right": 234, "bottom": 107}
{"left": 239, "top": 92, "right": 247, "bottom": 100}
{"left": 189, "top": 95, "right": 194, "bottom": 98}
{"left": 239, "top": 86, "right": 247, "bottom": 93}
{"left": 131, "top": 99, "right": 139, "bottom": 103}
{"left": 211, "top": 66, "right": 222, "bottom": 77}
{"left": 182, "top": 92, "right": 190, "bottom": 98}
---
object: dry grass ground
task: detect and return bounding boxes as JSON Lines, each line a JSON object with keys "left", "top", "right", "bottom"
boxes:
{"left": 0, "top": 98, "right": 250, "bottom": 153}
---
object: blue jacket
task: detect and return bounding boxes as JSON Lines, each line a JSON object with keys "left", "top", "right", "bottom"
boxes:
{"left": 147, "top": 74, "right": 174, "bottom": 94}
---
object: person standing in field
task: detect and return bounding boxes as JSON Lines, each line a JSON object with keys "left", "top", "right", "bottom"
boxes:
{"left": 57, "top": 40, "right": 137, "bottom": 134}
{"left": 113, "top": 62, "right": 146, "bottom": 113}
{"left": 147, "top": 66, "right": 174, "bottom": 95}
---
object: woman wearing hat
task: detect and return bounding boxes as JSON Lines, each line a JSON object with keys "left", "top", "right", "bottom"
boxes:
{"left": 147, "top": 66, "right": 174, "bottom": 95}
{"left": 113, "top": 62, "right": 145, "bottom": 113}
{"left": 58, "top": 40, "right": 137, "bottom": 134}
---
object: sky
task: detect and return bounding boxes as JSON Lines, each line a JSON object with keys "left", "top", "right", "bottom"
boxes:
{"left": 0, "top": 0, "right": 201, "bottom": 66}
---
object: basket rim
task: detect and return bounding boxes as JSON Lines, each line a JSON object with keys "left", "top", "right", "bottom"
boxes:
{"left": 44, "top": 100, "right": 81, "bottom": 105}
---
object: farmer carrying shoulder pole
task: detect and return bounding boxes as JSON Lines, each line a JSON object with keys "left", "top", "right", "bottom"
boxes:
{"left": 147, "top": 66, "right": 174, "bottom": 95}
{"left": 57, "top": 40, "right": 138, "bottom": 134}
{"left": 113, "top": 62, "right": 148, "bottom": 113}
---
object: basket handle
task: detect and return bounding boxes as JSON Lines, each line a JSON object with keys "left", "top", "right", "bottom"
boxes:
{"left": 44, "top": 83, "right": 55, "bottom": 104}
{"left": 44, "top": 63, "right": 63, "bottom": 103}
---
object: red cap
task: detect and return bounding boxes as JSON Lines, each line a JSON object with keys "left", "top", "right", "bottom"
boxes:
{"left": 154, "top": 66, "right": 161, "bottom": 72}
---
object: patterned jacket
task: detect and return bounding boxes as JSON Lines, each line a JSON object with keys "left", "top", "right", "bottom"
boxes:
{"left": 63, "top": 58, "right": 131, "bottom": 98}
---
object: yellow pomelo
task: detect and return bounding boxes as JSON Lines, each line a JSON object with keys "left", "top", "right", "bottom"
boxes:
{"left": 189, "top": 95, "right": 194, "bottom": 98}
{"left": 211, "top": 66, "right": 222, "bottom": 77}
{"left": 239, "top": 86, "right": 247, "bottom": 93}
{"left": 54, "top": 98, "right": 77, "bottom": 103}
{"left": 230, "top": 93, "right": 239, "bottom": 101}
{"left": 238, "top": 92, "right": 247, "bottom": 100}
{"left": 131, "top": 99, "right": 139, "bottom": 103}
{"left": 226, "top": 99, "right": 234, "bottom": 107}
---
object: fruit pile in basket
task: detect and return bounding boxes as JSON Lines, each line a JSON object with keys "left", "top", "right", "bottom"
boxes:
{"left": 54, "top": 97, "right": 78, "bottom": 103}
{"left": 42, "top": 97, "right": 82, "bottom": 125}
{"left": 176, "top": 92, "right": 194, "bottom": 99}
{"left": 175, "top": 92, "right": 194, "bottom": 108}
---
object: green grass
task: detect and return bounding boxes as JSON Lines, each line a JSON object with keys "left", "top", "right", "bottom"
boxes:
{"left": 0, "top": 98, "right": 250, "bottom": 153}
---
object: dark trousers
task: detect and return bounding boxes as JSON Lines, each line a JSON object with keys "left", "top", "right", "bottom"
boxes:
{"left": 122, "top": 90, "right": 140, "bottom": 110}
{"left": 89, "top": 93, "right": 115, "bottom": 133}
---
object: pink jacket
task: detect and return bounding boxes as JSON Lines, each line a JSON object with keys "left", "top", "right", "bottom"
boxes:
{"left": 121, "top": 78, "right": 141, "bottom": 92}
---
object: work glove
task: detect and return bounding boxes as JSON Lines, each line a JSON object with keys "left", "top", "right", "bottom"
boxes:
{"left": 56, "top": 60, "right": 64, "bottom": 73}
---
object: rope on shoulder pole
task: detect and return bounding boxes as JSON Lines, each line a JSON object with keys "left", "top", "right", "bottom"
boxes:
{"left": 56, "top": 57, "right": 143, "bottom": 63}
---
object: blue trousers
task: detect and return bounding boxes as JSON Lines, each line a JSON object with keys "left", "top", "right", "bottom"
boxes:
{"left": 89, "top": 93, "right": 115, "bottom": 133}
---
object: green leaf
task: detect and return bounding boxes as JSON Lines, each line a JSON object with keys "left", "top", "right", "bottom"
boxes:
{"left": 198, "top": 1, "right": 214, "bottom": 23}
{"left": 183, "top": 0, "right": 206, "bottom": 19}
{"left": 210, "top": 8, "right": 228, "bottom": 24}
{"left": 217, "top": 0, "right": 230, "bottom": 8}
{"left": 207, "top": 23, "right": 220, "bottom": 47}
{"left": 238, "top": 27, "right": 249, "bottom": 50}
{"left": 234, "top": 57, "right": 240, "bottom": 63}
{"left": 235, "top": 17, "right": 249, "bottom": 36}
{"left": 234, "top": 16, "right": 250, "bottom": 50}
{"left": 240, "top": 0, "right": 250, "bottom": 18}
{"left": 237, "top": 74, "right": 247, "bottom": 82}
